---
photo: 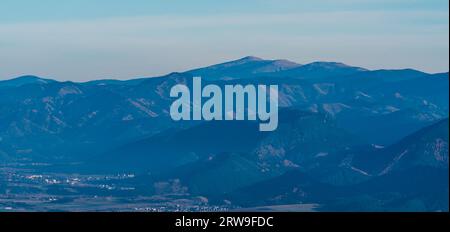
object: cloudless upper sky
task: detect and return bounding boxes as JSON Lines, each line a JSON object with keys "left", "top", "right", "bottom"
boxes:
{"left": 0, "top": 0, "right": 448, "bottom": 81}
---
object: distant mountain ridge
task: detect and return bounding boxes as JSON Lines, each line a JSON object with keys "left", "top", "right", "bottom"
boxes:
{"left": 0, "top": 75, "right": 55, "bottom": 88}
{"left": 0, "top": 56, "right": 448, "bottom": 212}
{"left": 2, "top": 56, "right": 442, "bottom": 84}
{"left": 0, "top": 57, "right": 447, "bottom": 162}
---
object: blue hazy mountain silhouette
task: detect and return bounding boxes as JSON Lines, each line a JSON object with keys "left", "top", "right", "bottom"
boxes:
{"left": 0, "top": 75, "right": 55, "bottom": 88}
{"left": 0, "top": 57, "right": 448, "bottom": 211}
{"left": 225, "top": 119, "right": 448, "bottom": 211}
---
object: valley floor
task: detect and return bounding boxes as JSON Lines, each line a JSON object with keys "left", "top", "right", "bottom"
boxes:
{"left": 0, "top": 163, "right": 231, "bottom": 212}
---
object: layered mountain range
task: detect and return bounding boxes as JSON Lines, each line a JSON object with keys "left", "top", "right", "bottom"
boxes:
{"left": 0, "top": 57, "right": 448, "bottom": 211}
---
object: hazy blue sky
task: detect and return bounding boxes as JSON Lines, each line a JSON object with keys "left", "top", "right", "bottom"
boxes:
{"left": 0, "top": 0, "right": 448, "bottom": 81}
